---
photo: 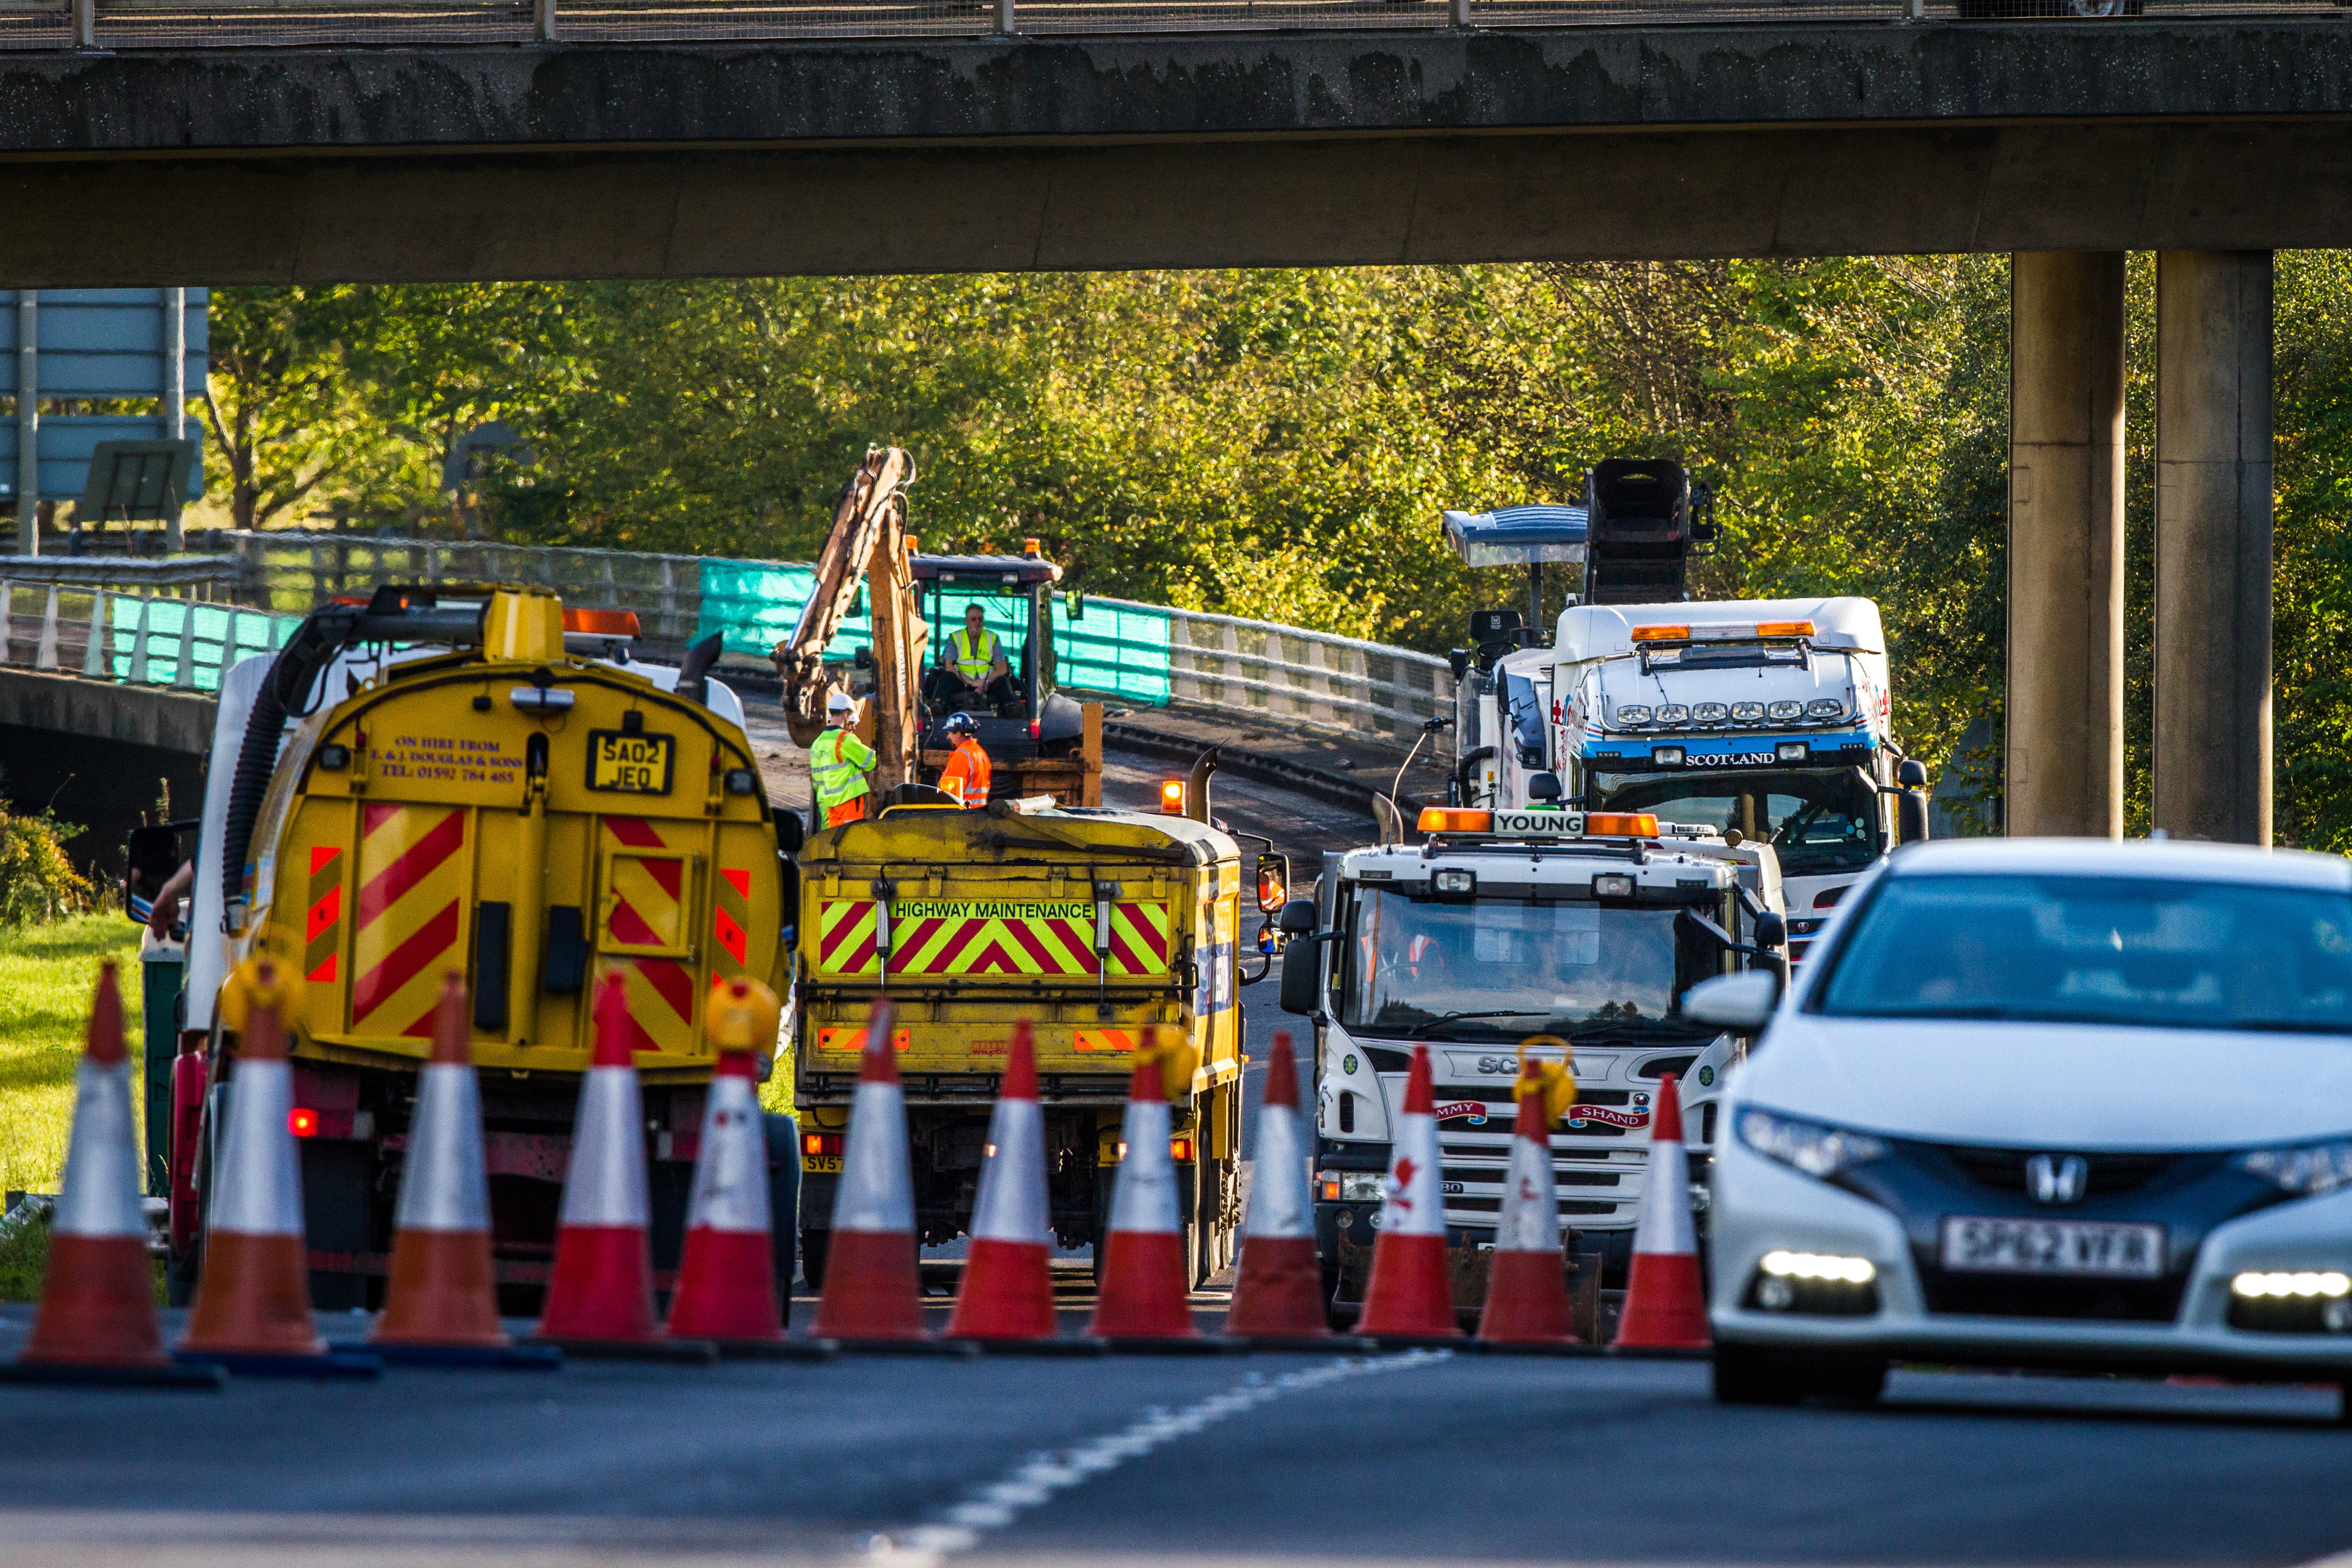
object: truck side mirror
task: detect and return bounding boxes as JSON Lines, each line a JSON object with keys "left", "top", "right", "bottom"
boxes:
{"left": 772, "top": 807, "right": 805, "bottom": 857}
{"left": 1754, "top": 912, "right": 1787, "bottom": 951}
{"left": 1279, "top": 937, "right": 1324, "bottom": 1016}
{"left": 1893, "top": 759, "right": 1931, "bottom": 844}
{"left": 1277, "top": 897, "right": 1319, "bottom": 936}
{"left": 1683, "top": 970, "right": 1779, "bottom": 1031}
{"left": 1527, "top": 771, "right": 1563, "bottom": 802}
{"left": 124, "top": 821, "right": 194, "bottom": 921}
{"left": 1255, "top": 852, "right": 1291, "bottom": 915}
{"left": 1896, "top": 759, "right": 1929, "bottom": 789}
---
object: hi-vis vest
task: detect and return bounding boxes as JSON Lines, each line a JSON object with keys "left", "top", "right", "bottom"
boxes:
{"left": 951, "top": 626, "right": 1000, "bottom": 682}
{"left": 939, "top": 735, "right": 992, "bottom": 809}
{"left": 809, "top": 728, "right": 876, "bottom": 812}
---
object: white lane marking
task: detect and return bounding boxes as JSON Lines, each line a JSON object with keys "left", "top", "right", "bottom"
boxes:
{"left": 865, "top": 1351, "right": 1450, "bottom": 1567}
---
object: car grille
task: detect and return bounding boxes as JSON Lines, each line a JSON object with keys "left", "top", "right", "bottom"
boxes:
{"left": 1937, "top": 1146, "right": 2184, "bottom": 1199}
{"left": 1917, "top": 1267, "right": 2187, "bottom": 1323}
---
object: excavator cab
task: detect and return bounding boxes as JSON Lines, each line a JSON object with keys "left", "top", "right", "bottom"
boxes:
{"left": 910, "top": 548, "right": 1089, "bottom": 763}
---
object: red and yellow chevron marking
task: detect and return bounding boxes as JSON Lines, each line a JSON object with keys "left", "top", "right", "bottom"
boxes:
{"left": 1074, "top": 1028, "right": 1141, "bottom": 1053}
{"left": 597, "top": 957, "right": 698, "bottom": 1055}
{"left": 1103, "top": 902, "right": 1172, "bottom": 978}
{"left": 712, "top": 866, "right": 751, "bottom": 972}
{"left": 814, "top": 1025, "right": 911, "bottom": 1053}
{"left": 304, "top": 846, "right": 344, "bottom": 984}
{"left": 814, "top": 899, "right": 881, "bottom": 979}
{"left": 350, "top": 804, "right": 467, "bottom": 1039}
{"left": 600, "top": 817, "right": 694, "bottom": 955}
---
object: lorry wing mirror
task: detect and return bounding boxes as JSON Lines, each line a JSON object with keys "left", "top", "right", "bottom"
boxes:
{"left": 1887, "top": 759, "right": 1931, "bottom": 845}
{"left": 1255, "top": 852, "right": 1291, "bottom": 915}
{"left": 124, "top": 820, "right": 195, "bottom": 920}
{"left": 1755, "top": 912, "right": 1787, "bottom": 951}
{"left": 1527, "top": 771, "right": 1563, "bottom": 802}
{"left": 1279, "top": 937, "right": 1324, "bottom": 1016}
{"left": 772, "top": 807, "right": 805, "bottom": 857}
{"left": 1277, "top": 897, "right": 1319, "bottom": 936}
{"left": 1896, "top": 759, "right": 1929, "bottom": 789}
{"left": 1683, "top": 971, "right": 1779, "bottom": 1032}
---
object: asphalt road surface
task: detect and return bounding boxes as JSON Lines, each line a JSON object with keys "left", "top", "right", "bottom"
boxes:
{"left": 18, "top": 752, "right": 2352, "bottom": 1568}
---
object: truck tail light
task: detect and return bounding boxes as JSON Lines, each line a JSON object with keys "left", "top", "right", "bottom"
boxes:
{"left": 288, "top": 1108, "right": 319, "bottom": 1138}
{"left": 802, "top": 1133, "right": 844, "bottom": 1157}
{"left": 1169, "top": 1136, "right": 1196, "bottom": 1163}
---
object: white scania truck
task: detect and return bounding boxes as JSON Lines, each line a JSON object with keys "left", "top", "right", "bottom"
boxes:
{"left": 1278, "top": 806, "right": 1787, "bottom": 1304}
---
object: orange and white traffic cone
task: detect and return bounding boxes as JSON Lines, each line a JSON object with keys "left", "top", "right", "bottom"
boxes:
{"left": 1478, "top": 1050, "right": 1580, "bottom": 1347}
{"left": 1613, "top": 1073, "right": 1710, "bottom": 1351}
{"left": 368, "top": 973, "right": 555, "bottom": 1368}
{"left": 536, "top": 973, "right": 715, "bottom": 1361}
{"left": 1356, "top": 1042, "right": 1460, "bottom": 1342}
{"left": 4, "top": 964, "right": 218, "bottom": 1387}
{"left": 1224, "top": 1031, "right": 1328, "bottom": 1344}
{"left": 946, "top": 1020, "right": 1061, "bottom": 1344}
{"left": 669, "top": 979, "right": 820, "bottom": 1358}
{"left": 812, "top": 999, "right": 936, "bottom": 1347}
{"left": 179, "top": 960, "right": 378, "bottom": 1377}
{"left": 1087, "top": 1031, "right": 1201, "bottom": 1345}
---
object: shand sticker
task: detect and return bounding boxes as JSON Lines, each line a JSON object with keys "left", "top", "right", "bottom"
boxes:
{"left": 1567, "top": 1103, "right": 1651, "bottom": 1129}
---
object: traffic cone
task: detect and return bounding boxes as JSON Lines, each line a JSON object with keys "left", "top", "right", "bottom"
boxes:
{"left": 1613, "top": 1073, "right": 1710, "bottom": 1350}
{"left": 1224, "top": 1031, "right": 1328, "bottom": 1342}
{"left": 946, "top": 1019, "right": 1058, "bottom": 1342}
{"left": 1087, "top": 1029, "right": 1199, "bottom": 1342}
{"left": 1477, "top": 1050, "right": 1579, "bottom": 1347}
{"left": 179, "top": 960, "right": 377, "bottom": 1376}
{"left": 667, "top": 979, "right": 804, "bottom": 1352}
{"left": 372, "top": 972, "right": 508, "bottom": 1352}
{"left": 536, "top": 973, "right": 714, "bottom": 1360}
{"left": 1356, "top": 1042, "right": 1460, "bottom": 1340}
{"left": 15, "top": 965, "right": 172, "bottom": 1372}
{"left": 812, "top": 998, "right": 931, "bottom": 1344}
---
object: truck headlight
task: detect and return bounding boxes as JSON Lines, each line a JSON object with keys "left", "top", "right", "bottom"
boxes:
{"left": 1731, "top": 702, "right": 1765, "bottom": 722}
{"left": 1775, "top": 742, "right": 1808, "bottom": 763}
{"left": 1804, "top": 698, "right": 1845, "bottom": 719}
{"left": 2239, "top": 1138, "right": 2352, "bottom": 1198}
{"left": 1318, "top": 1171, "right": 1385, "bottom": 1202}
{"left": 1432, "top": 868, "right": 1476, "bottom": 899}
{"left": 1656, "top": 705, "right": 1690, "bottom": 724}
{"left": 1615, "top": 705, "right": 1653, "bottom": 726}
{"left": 1736, "top": 1107, "right": 1888, "bottom": 1180}
{"left": 1693, "top": 703, "right": 1728, "bottom": 723}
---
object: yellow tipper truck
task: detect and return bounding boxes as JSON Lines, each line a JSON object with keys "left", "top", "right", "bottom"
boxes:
{"left": 792, "top": 796, "right": 1275, "bottom": 1286}
{"left": 154, "top": 584, "right": 794, "bottom": 1307}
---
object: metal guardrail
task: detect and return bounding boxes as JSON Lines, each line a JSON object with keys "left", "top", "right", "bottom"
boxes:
{"left": 0, "top": 554, "right": 242, "bottom": 590}
{"left": 1, "top": 0, "right": 2337, "bottom": 50}
{"left": 0, "top": 580, "right": 298, "bottom": 691}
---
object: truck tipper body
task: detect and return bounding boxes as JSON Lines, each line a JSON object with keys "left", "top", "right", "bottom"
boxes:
{"left": 791, "top": 800, "right": 1257, "bottom": 1286}
{"left": 1281, "top": 807, "right": 1783, "bottom": 1300}
{"left": 147, "top": 587, "right": 795, "bottom": 1308}
{"left": 1459, "top": 596, "right": 1897, "bottom": 960}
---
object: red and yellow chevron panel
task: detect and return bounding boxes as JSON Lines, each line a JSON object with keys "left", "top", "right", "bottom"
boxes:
{"left": 600, "top": 816, "right": 697, "bottom": 957}
{"left": 597, "top": 957, "right": 698, "bottom": 1054}
{"left": 814, "top": 1025, "right": 911, "bottom": 1053}
{"left": 1103, "top": 902, "right": 1172, "bottom": 978}
{"left": 304, "top": 846, "right": 344, "bottom": 984}
{"left": 350, "top": 804, "right": 467, "bottom": 1040}
{"left": 712, "top": 866, "right": 753, "bottom": 972}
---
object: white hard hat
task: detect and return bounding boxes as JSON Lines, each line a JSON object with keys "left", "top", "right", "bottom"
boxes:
{"left": 828, "top": 691, "right": 857, "bottom": 714}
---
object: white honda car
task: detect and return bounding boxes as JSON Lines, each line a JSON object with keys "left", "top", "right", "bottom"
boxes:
{"left": 1686, "top": 837, "right": 2352, "bottom": 1408}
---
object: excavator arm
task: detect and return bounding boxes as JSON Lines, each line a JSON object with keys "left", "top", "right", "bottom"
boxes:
{"left": 772, "top": 446, "right": 926, "bottom": 778}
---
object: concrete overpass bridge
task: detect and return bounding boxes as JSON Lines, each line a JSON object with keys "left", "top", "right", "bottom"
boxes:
{"left": 0, "top": 9, "right": 2332, "bottom": 844}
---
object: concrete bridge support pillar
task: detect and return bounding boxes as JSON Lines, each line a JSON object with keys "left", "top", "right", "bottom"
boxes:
{"left": 2154, "top": 250, "right": 2273, "bottom": 845}
{"left": 2007, "top": 251, "right": 2126, "bottom": 838}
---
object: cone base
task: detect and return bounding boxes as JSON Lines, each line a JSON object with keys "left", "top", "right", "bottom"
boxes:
{"left": 1225, "top": 1236, "right": 1330, "bottom": 1340}
{"left": 538, "top": 1224, "right": 658, "bottom": 1343}
{"left": 1357, "top": 1231, "right": 1461, "bottom": 1339}
{"left": 1087, "top": 1230, "right": 1198, "bottom": 1339}
{"left": 812, "top": 1228, "right": 928, "bottom": 1341}
{"left": 373, "top": 1228, "right": 510, "bottom": 1348}
{"left": 179, "top": 1232, "right": 326, "bottom": 1357}
{"left": 1614, "top": 1250, "right": 1711, "bottom": 1349}
{"left": 1477, "top": 1248, "right": 1578, "bottom": 1346}
{"left": 947, "top": 1238, "right": 1056, "bottom": 1341}
{"left": 667, "top": 1227, "right": 785, "bottom": 1342}
{"left": 23, "top": 1233, "right": 168, "bottom": 1367}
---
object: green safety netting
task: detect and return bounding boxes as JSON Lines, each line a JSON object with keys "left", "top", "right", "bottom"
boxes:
{"left": 107, "top": 597, "right": 298, "bottom": 693}
{"left": 694, "top": 561, "right": 1172, "bottom": 706}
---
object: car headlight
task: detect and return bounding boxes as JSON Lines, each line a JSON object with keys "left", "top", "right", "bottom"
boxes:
{"left": 1736, "top": 1107, "right": 1889, "bottom": 1180}
{"left": 2239, "top": 1138, "right": 2352, "bottom": 1198}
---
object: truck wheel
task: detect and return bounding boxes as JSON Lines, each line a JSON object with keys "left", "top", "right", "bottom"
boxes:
{"left": 801, "top": 1228, "right": 830, "bottom": 1291}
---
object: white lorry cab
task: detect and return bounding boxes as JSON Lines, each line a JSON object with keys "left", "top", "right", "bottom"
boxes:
{"left": 1277, "top": 806, "right": 1789, "bottom": 1307}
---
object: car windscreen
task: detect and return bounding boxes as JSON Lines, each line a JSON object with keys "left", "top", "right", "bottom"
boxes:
{"left": 1814, "top": 873, "right": 2352, "bottom": 1034}
{"left": 1598, "top": 768, "right": 1879, "bottom": 877}
{"left": 1338, "top": 889, "right": 1719, "bottom": 1042}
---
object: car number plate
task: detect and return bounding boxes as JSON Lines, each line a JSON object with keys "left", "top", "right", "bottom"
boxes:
{"left": 587, "top": 730, "right": 675, "bottom": 794}
{"left": 801, "top": 1155, "right": 843, "bottom": 1175}
{"left": 1939, "top": 1216, "right": 2165, "bottom": 1278}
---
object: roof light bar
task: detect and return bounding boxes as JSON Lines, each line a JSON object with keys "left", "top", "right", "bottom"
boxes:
{"left": 1416, "top": 807, "right": 1493, "bottom": 833}
{"left": 1585, "top": 812, "right": 1659, "bottom": 838}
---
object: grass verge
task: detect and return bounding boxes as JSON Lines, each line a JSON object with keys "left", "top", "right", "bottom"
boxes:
{"left": 0, "top": 914, "right": 147, "bottom": 1201}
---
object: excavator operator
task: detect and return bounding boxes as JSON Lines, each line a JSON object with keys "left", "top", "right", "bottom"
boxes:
{"left": 924, "top": 603, "right": 1016, "bottom": 712}
{"left": 937, "top": 712, "right": 993, "bottom": 809}
{"left": 810, "top": 690, "right": 878, "bottom": 827}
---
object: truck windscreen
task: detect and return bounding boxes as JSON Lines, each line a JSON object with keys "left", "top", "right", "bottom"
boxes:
{"left": 1599, "top": 768, "right": 1878, "bottom": 877}
{"left": 1339, "top": 890, "right": 1718, "bottom": 1042}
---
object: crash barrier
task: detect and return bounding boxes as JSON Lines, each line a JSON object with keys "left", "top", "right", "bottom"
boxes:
{"left": 229, "top": 532, "right": 1456, "bottom": 756}
{"left": 0, "top": 581, "right": 298, "bottom": 692}
{"left": 0, "top": 0, "right": 2322, "bottom": 52}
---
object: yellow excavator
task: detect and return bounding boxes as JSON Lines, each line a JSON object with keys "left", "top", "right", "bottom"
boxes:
{"left": 769, "top": 446, "right": 1102, "bottom": 809}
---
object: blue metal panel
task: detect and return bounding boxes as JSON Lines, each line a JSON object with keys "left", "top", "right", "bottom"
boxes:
{"left": 0, "top": 417, "right": 205, "bottom": 504}
{"left": 0, "top": 288, "right": 209, "bottom": 397}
